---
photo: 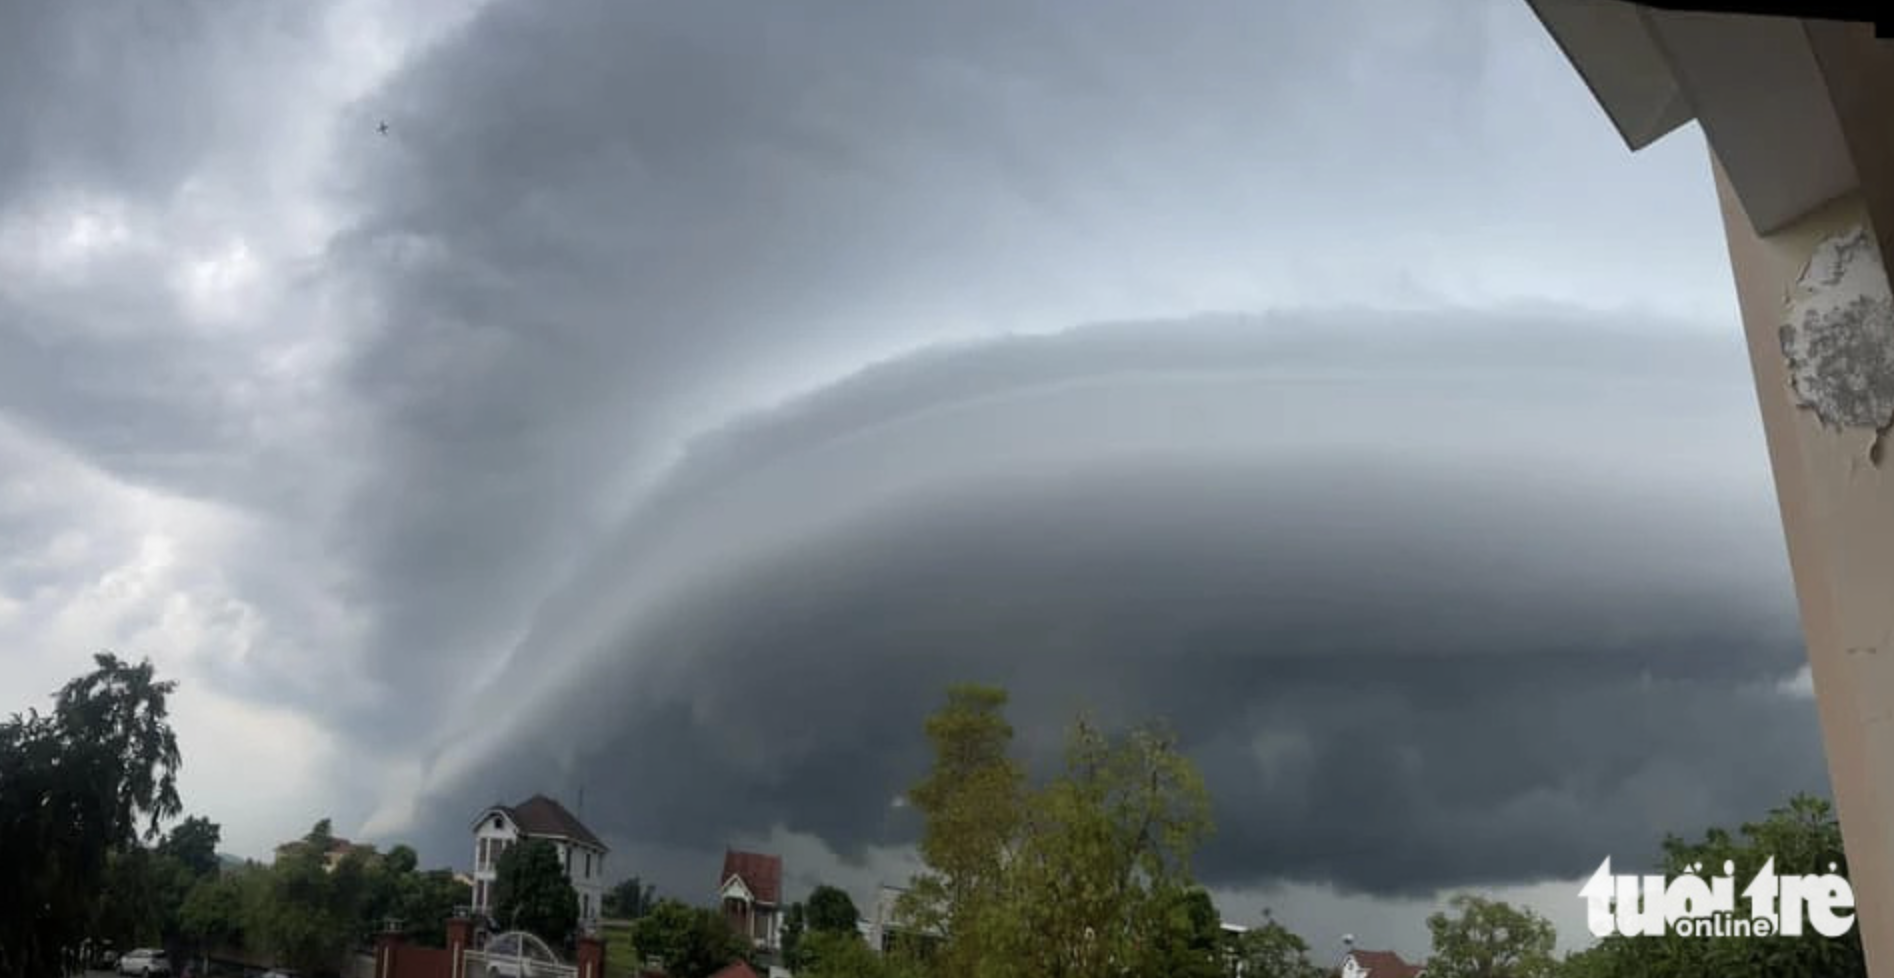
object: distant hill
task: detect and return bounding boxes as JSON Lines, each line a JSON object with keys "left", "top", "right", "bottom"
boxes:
{"left": 216, "top": 852, "right": 255, "bottom": 871}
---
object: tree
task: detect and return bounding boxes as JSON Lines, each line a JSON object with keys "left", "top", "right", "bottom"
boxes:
{"left": 0, "top": 653, "right": 183, "bottom": 978}
{"left": 897, "top": 684, "right": 1027, "bottom": 975}
{"left": 806, "top": 885, "right": 861, "bottom": 934}
{"left": 628, "top": 898, "right": 750, "bottom": 978}
{"left": 899, "top": 685, "right": 1216, "bottom": 978}
{"left": 160, "top": 816, "right": 224, "bottom": 879}
{"left": 1136, "top": 887, "right": 1226, "bottom": 978}
{"left": 1558, "top": 793, "right": 1865, "bottom": 978}
{"left": 91, "top": 846, "right": 194, "bottom": 951}
{"left": 383, "top": 844, "right": 419, "bottom": 877}
{"left": 492, "top": 838, "right": 581, "bottom": 947}
{"left": 251, "top": 818, "right": 374, "bottom": 975}
{"left": 796, "top": 929, "right": 924, "bottom": 978}
{"left": 605, "top": 876, "right": 658, "bottom": 919}
{"left": 180, "top": 867, "right": 260, "bottom": 954}
{"left": 1426, "top": 894, "right": 1557, "bottom": 978}
{"left": 1225, "top": 911, "right": 1324, "bottom": 978}
{"left": 781, "top": 902, "right": 807, "bottom": 969}
{"left": 397, "top": 870, "right": 473, "bottom": 947}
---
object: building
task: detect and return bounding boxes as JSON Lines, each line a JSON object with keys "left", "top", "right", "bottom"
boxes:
{"left": 1338, "top": 947, "right": 1426, "bottom": 978}
{"left": 861, "top": 884, "right": 943, "bottom": 956}
{"left": 1522, "top": 2, "right": 1894, "bottom": 969}
{"left": 470, "top": 794, "right": 610, "bottom": 928}
{"left": 718, "top": 849, "right": 785, "bottom": 955}
{"left": 273, "top": 835, "right": 375, "bottom": 872}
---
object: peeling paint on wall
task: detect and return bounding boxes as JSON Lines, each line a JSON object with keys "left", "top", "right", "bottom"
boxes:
{"left": 1781, "top": 225, "right": 1894, "bottom": 461}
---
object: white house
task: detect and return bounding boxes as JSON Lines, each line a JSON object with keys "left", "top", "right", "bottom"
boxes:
{"left": 719, "top": 849, "right": 785, "bottom": 955}
{"left": 470, "top": 794, "right": 610, "bottom": 928}
{"left": 1338, "top": 947, "right": 1426, "bottom": 978}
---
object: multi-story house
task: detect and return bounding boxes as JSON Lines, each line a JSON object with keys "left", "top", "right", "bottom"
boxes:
{"left": 470, "top": 794, "right": 610, "bottom": 929}
{"left": 718, "top": 849, "right": 784, "bottom": 955}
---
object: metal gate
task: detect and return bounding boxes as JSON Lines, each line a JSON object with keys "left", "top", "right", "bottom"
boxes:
{"left": 460, "top": 931, "right": 578, "bottom": 978}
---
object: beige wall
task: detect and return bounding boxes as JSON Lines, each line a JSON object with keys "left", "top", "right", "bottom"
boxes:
{"left": 1715, "top": 155, "right": 1893, "bottom": 972}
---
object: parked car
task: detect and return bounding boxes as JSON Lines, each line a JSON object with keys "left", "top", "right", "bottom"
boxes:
{"left": 116, "top": 949, "right": 171, "bottom": 976}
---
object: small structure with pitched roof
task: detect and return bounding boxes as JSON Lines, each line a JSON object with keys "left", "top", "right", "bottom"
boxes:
{"left": 719, "top": 849, "right": 785, "bottom": 956}
{"left": 1339, "top": 947, "right": 1426, "bottom": 978}
{"left": 470, "top": 794, "right": 610, "bottom": 928}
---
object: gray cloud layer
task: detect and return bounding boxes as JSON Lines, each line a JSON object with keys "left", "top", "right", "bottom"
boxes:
{"left": 388, "top": 311, "right": 1821, "bottom": 899}
{"left": 0, "top": 0, "right": 1824, "bottom": 921}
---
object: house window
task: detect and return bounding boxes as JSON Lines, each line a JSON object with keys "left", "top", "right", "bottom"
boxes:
{"left": 476, "top": 880, "right": 486, "bottom": 909}
{"left": 584, "top": 852, "right": 591, "bottom": 877}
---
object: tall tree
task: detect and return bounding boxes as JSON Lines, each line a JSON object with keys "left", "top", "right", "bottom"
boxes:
{"left": 899, "top": 686, "right": 1216, "bottom": 978}
{"left": 492, "top": 838, "right": 580, "bottom": 946}
{"left": 399, "top": 870, "right": 473, "bottom": 947}
{"left": 898, "top": 683, "right": 1027, "bottom": 975}
{"left": 627, "top": 898, "right": 750, "bottom": 978}
{"left": 0, "top": 653, "right": 183, "bottom": 978}
{"left": 251, "top": 818, "right": 374, "bottom": 975}
{"left": 781, "top": 902, "right": 807, "bottom": 969}
{"left": 796, "top": 928, "right": 924, "bottom": 978}
{"left": 1137, "top": 887, "right": 1226, "bottom": 978}
{"left": 806, "top": 885, "right": 861, "bottom": 935}
{"left": 180, "top": 866, "right": 261, "bottom": 956}
{"left": 160, "top": 816, "right": 224, "bottom": 879}
{"left": 605, "top": 876, "right": 658, "bottom": 919}
{"left": 1426, "top": 894, "right": 1557, "bottom": 978}
{"left": 1009, "top": 715, "right": 1215, "bottom": 978}
{"left": 1225, "top": 911, "right": 1324, "bottom": 978}
{"left": 92, "top": 846, "right": 194, "bottom": 951}
{"left": 1558, "top": 793, "right": 1864, "bottom": 978}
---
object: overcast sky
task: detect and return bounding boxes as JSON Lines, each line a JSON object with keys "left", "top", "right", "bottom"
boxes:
{"left": 0, "top": 0, "right": 1831, "bottom": 962}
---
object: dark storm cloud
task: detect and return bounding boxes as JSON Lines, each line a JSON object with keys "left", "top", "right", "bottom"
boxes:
{"left": 376, "top": 310, "right": 1820, "bottom": 899}
{"left": 319, "top": 0, "right": 1731, "bottom": 738}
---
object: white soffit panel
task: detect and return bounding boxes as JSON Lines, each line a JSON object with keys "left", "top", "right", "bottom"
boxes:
{"left": 1526, "top": 0, "right": 1695, "bottom": 150}
{"left": 1638, "top": 8, "right": 1859, "bottom": 234}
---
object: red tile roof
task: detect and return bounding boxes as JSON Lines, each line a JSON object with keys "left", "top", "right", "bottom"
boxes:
{"left": 1348, "top": 950, "right": 1426, "bottom": 978}
{"left": 706, "top": 962, "right": 759, "bottom": 978}
{"left": 721, "top": 849, "right": 783, "bottom": 905}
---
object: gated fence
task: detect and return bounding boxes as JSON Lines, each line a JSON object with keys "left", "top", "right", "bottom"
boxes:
{"left": 460, "top": 932, "right": 578, "bottom": 978}
{"left": 370, "top": 919, "right": 603, "bottom": 978}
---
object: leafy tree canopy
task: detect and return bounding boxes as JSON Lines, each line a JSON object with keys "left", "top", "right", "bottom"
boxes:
{"left": 0, "top": 653, "right": 183, "bottom": 978}
{"left": 628, "top": 898, "right": 750, "bottom": 978}
{"left": 605, "top": 876, "right": 658, "bottom": 920}
{"left": 898, "top": 684, "right": 1216, "bottom": 978}
{"left": 1426, "top": 894, "right": 1557, "bottom": 978}
{"left": 492, "top": 838, "right": 581, "bottom": 948}
{"left": 806, "top": 885, "right": 861, "bottom": 935}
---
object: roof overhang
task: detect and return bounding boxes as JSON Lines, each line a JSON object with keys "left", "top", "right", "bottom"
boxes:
{"left": 470, "top": 806, "right": 516, "bottom": 833}
{"left": 721, "top": 874, "right": 756, "bottom": 903}
{"left": 1526, "top": 0, "right": 1867, "bottom": 235}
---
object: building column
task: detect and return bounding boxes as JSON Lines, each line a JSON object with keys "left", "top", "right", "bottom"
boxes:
{"left": 576, "top": 935, "right": 606, "bottom": 978}
{"left": 1714, "top": 151, "right": 1894, "bottom": 970}
{"left": 447, "top": 915, "right": 476, "bottom": 978}
{"left": 374, "top": 930, "right": 406, "bottom": 978}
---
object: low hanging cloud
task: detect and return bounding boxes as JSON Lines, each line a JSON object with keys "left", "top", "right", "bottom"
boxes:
{"left": 374, "top": 311, "right": 1824, "bottom": 901}
{"left": 0, "top": 0, "right": 1825, "bottom": 934}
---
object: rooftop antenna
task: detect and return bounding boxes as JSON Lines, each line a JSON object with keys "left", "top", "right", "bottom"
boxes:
{"left": 578, "top": 784, "right": 586, "bottom": 818}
